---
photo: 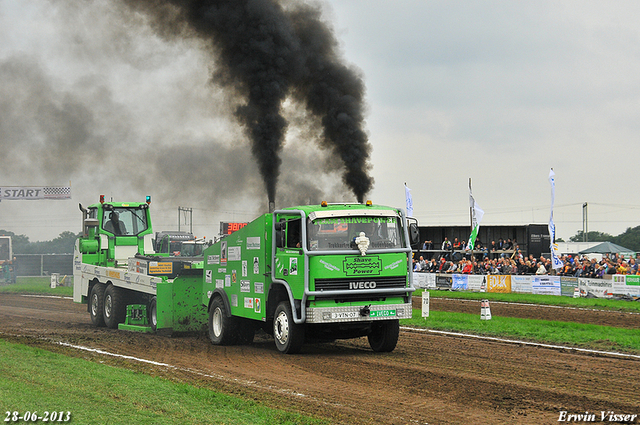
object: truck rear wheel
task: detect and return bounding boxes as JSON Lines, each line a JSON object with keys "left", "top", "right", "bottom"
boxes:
{"left": 103, "top": 284, "right": 127, "bottom": 329}
{"left": 208, "top": 297, "right": 237, "bottom": 345}
{"left": 89, "top": 283, "right": 106, "bottom": 327}
{"left": 368, "top": 320, "right": 400, "bottom": 352}
{"left": 273, "top": 301, "right": 304, "bottom": 354}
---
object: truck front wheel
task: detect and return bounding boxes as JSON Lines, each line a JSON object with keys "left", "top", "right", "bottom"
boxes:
{"left": 208, "top": 297, "right": 237, "bottom": 345}
{"left": 273, "top": 301, "right": 304, "bottom": 354}
{"left": 89, "top": 283, "right": 106, "bottom": 327}
{"left": 368, "top": 320, "right": 400, "bottom": 352}
{"left": 103, "top": 284, "right": 126, "bottom": 329}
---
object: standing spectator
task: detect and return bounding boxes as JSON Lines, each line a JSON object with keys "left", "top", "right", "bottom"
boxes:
{"left": 628, "top": 258, "right": 638, "bottom": 274}
{"left": 441, "top": 238, "right": 452, "bottom": 260}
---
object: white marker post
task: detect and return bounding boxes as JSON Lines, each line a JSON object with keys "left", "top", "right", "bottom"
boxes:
{"left": 422, "top": 291, "right": 430, "bottom": 318}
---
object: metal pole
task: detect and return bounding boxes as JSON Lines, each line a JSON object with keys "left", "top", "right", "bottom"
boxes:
{"left": 469, "top": 178, "right": 473, "bottom": 235}
{"left": 582, "top": 202, "right": 588, "bottom": 242}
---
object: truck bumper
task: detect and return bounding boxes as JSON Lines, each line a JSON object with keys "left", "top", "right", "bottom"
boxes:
{"left": 305, "top": 302, "right": 412, "bottom": 324}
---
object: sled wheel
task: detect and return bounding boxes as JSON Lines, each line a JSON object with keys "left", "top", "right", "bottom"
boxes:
{"left": 149, "top": 296, "right": 157, "bottom": 332}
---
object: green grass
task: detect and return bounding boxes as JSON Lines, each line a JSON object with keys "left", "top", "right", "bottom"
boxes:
{"left": 0, "top": 276, "right": 72, "bottom": 297}
{"left": 401, "top": 310, "right": 640, "bottom": 354}
{"left": 0, "top": 339, "right": 326, "bottom": 425}
{"left": 414, "top": 289, "right": 640, "bottom": 313}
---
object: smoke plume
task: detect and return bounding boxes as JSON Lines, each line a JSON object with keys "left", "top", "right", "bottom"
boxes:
{"left": 124, "top": 0, "right": 373, "bottom": 203}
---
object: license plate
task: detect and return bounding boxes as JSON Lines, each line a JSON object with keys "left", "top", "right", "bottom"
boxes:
{"left": 331, "top": 312, "right": 359, "bottom": 319}
{"left": 370, "top": 309, "right": 396, "bottom": 318}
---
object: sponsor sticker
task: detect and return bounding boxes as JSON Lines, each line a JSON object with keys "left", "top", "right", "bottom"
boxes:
{"left": 228, "top": 246, "right": 241, "bottom": 261}
{"left": 244, "top": 297, "right": 253, "bottom": 309}
{"left": 205, "top": 269, "right": 212, "bottom": 284}
{"left": 254, "top": 298, "right": 261, "bottom": 313}
{"left": 343, "top": 256, "right": 381, "bottom": 276}
{"left": 246, "top": 237, "right": 261, "bottom": 250}
{"left": 240, "top": 280, "right": 251, "bottom": 293}
{"left": 254, "top": 282, "right": 264, "bottom": 294}
{"left": 370, "top": 309, "right": 396, "bottom": 318}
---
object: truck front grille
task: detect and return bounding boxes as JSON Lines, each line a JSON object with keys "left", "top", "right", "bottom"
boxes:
{"left": 313, "top": 275, "right": 407, "bottom": 292}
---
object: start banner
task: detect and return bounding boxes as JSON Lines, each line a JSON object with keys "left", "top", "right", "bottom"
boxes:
{"left": 0, "top": 186, "right": 71, "bottom": 200}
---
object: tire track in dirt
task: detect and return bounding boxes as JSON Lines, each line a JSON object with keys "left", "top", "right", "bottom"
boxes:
{"left": 1, "top": 293, "right": 639, "bottom": 424}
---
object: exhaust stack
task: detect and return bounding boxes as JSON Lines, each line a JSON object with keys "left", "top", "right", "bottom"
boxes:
{"left": 268, "top": 201, "right": 275, "bottom": 214}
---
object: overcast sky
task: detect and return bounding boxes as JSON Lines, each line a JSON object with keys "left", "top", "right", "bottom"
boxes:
{"left": 1, "top": 0, "right": 639, "bottom": 242}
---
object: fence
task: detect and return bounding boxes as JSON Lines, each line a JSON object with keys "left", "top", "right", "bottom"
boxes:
{"left": 14, "top": 254, "right": 73, "bottom": 277}
{"left": 413, "top": 273, "right": 640, "bottom": 298}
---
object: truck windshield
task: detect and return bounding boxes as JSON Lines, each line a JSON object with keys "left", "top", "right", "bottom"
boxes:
{"left": 307, "top": 215, "right": 404, "bottom": 251}
{"left": 102, "top": 207, "right": 149, "bottom": 236}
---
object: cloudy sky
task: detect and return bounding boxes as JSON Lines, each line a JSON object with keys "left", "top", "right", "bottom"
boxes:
{"left": 1, "top": 0, "right": 639, "bottom": 242}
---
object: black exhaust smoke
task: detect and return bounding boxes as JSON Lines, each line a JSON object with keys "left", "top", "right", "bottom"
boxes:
{"left": 123, "top": 0, "right": 373, "bottom": 204}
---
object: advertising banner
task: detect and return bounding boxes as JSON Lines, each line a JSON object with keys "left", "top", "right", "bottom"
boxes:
{"left": 532, "top": 276, "right": 561, "bottom": 296}
{"left": 560, "top": 277, "right": 578, "bottom": 297}
{"left": 511, "top": 275, "right": 533, "bottom": 293}
{"left": 435, "top": 274, "right": 453, "bottom": 290}
{"left": 467, "top": 275, "right": 485, "bottom": 292}
{"left": 412, "top": 273, "right": 436, "bottom": 289}
{"left": 0, "top": 186, "right": 71, "bottom": 200}
{"left": 579, "top": 278, "right": 613, "bottom": 298}
{"left": 452, "top": 274, "right": 468, "bottom": 291}
{"left": 487, "top": 275, "right": 511, "bottom": 293}
{"left": 611, "top": 275, "right": 640, "bottom": 296}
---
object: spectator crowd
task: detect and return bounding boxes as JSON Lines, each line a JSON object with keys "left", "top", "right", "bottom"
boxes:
{"left": 413, "top": 238, "right": 640, "bottom": 278}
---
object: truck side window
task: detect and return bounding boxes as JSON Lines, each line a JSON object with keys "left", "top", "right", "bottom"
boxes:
{"left": 286, "top": 219, "right": 302, "bottom": 249}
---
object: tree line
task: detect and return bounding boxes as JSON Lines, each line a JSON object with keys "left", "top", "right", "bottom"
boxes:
{"left": 2, "top": 224, "right": 639, "bottom": 255}
{"left": 559, "top": 225, "right": 640, "bottom": 252}
{"left": 0, "top": 230, "right": 80, "bottom": 255}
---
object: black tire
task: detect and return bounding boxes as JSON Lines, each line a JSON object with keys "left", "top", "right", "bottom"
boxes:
{"left": 103, "top": 284, "right": 127, "bottom": 329}
{"left": 368, "top": 320, "right": 400, "bottom": 352}
{"left": 149, "top": 296, "right": 157, "bottom": 332}
{"left": 208, "top": 297, "right": 237, "bottom": 345}
{"left": 89, "top": 283, "right": 106, "bottom": 327}
{"left": 273, "top": 301, "right": 304, "bottom": 354}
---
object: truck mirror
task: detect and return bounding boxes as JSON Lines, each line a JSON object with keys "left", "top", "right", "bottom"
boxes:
{"left": 409, "top": 223, "right": 420, "bottom": 247}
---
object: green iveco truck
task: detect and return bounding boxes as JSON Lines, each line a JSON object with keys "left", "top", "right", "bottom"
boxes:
{"left": 74, "top": 197, "right": 418, "bottom": 354}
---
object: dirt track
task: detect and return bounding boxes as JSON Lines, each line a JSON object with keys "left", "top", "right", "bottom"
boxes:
{"left": 1, "top": 293, "right": 639, "bottom": 424}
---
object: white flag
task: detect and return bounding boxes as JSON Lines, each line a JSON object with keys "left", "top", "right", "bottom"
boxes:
{"left": 405, "top": 184, "right": 413, "bottom": 217}
{"left": 548, "top": 169, "right": 563, "bottom": 270}
{"left": 467, "top": 190, "right": 484, "bottom": 250}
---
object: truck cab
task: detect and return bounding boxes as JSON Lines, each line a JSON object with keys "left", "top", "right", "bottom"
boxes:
{"left": 77, "top": 196, "right": 154, "bottom": 268}
{"left": 204, "top": 201, "right": 419, "bottom": 354}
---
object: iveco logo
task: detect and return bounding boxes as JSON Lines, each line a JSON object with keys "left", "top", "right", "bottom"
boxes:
{"left": 349, "top": 281, "right": 376, "bottom": 289}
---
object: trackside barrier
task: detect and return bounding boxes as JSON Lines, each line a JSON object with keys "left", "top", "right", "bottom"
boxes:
{"left": 413, "top": 273, "right": 640, "bottom": 298}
